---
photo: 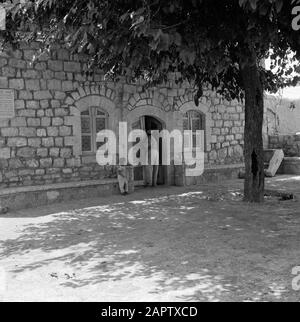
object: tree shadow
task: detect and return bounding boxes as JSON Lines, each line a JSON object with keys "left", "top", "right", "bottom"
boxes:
{"left": 1, "top": 185, "right": 298, "bottom": 301}
{"left": 0, "top": 190, "right": 236, "bottom": 301}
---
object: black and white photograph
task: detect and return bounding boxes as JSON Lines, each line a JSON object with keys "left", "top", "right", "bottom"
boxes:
{"left": 0, "top": 0, "right": 300, "bottom": 305}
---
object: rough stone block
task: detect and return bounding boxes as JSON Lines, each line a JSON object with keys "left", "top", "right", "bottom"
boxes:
{"left": 28, "top": 138, "right": 41, "bottom": 148}
{"left": 54, "top": 72, "right": 66, "bottom": 80}
{"left": 65, "top": 96, "right": 74, "bottom": 105}
{"left": 55, "top": 138, "right": 64, "bottom": 147}
{"left": 9, "top": 59, "right": 26, "bottom": 69}
{"left": 25, "top": 79, "right": 40, "bottom": 90}
{"left": 60, "top": 148, "right": 72, "bottom": 158}
{"left": 27, "top": 118, "right": 41, "bottom": 127}
{"left": 50, "top": 100, "right": 60, "bottom": 108}
{"left": 35, "top": 169, "right": 45, "bottom": 175}
{"left": 59, "top": 126, "right": 72, "bottom": 136}
{"left": 49, "top": 148, "right": 60, "bottom": 158}
{"left": 62, "top": 81, "right": 74, "bottom": 92}
{"left": 53, "top": 158, "right": 65, "bottom": 168}
{"left": 40, "top": 117, "right": 50, "bottom": 127}
{"left": 62, "top": 168, "right": 73, "bottom": 174}
{"left": 19, "top": 127, "right": 37, "bottom": 137}
{"left": 26, "top": 101, "right": 40, "bottom": 109}
{"left": 22, "top": 70, "right": 40, "bottom": 79}
{"left": 34, "top": 90, "right": 52, "bottom": 100}
{"left": 47, "top": 127, "right": 59, "bottom": 137}
{"left": 40, "top": 100, "right": 50, "bottom": 109}
{"left": 47, "top": 79, "right": 62, "bottom": 90}
{"left": 0, "top": 148, "right": 11, "bottom": 159}
{"left": 70, "top": 92, "right": 80, "bottom": 101}
{"left": 9, "top": 78, "right": 24, "bottom": 90}
{"left": 54, "top": 91, "right": 66, "bottom": 100}
{"left": 37, "top": 128, "right": 47, "bottom": 137}
{"left": 1, "top": 127, "right": 19, "bottom": 137}
{"left": 2, "top": 66, "right": 16, "bottom": 77}
{"left": 64, "top": 62, "right": 81, "bottom": 73}
{"left": 52, "top": 117, "right": 64, "bottom": 126}
{"left": 36, "top": 110, "right": 45, "bottom": 121}
{"left": 35, "top": 62, "right": 47, "bottom": 70}
{"left": 42, "top": 137, "right": 55, "bottom": 147}
{"left": 36, "top": 148, "right": 48, "bottom": 158}
{"left": 48, "top": 60, "right": 63, "bottom": 71}
{"left": 25, "top": 159, "right": 39, "bottom": 169}
{"left": 10, "top": 117, "right": 26, "bottom": 127}
{"left": 17, "top": 109, "right": 36, "bottom": 117}
{"left": 55, "top": 108, "right": 68, "bottom": 117}
{"left": 7, "top": 137, "right": 27, "bottom": 147}
{"left": 0, "top": 76, "right": 8, "bottom": 88}
{"left": 18, "top": 90, "right": 33, "bottom": 100}
{"left": 9, "top": 158, "right": 23, "bottom": 168}
{"left": 17, "top": 147, "right": 35, "bottom": 158}
{"left": 40, "top": 158, "right": 53, "bottom": 168}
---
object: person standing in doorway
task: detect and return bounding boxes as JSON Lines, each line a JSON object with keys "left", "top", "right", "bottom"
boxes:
{"left": 117, "top": 157, "right": 129, "bottom": 195}
{"left": 144, "top": 134, "right": 159, "bottom": 187}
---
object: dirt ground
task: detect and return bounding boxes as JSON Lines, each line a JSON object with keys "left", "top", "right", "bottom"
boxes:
{"left": 0, "top": 175, "right": 300, "bottom": 302}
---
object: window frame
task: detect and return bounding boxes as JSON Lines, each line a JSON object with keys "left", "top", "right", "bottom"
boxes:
{"left": 81, "top": 107, "right": 108, "bottom": 154}
{"left": 183, "top": 110, "right": 206, "bottom": 152}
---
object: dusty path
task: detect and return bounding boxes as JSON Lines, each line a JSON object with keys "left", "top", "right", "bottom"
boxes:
{"left": 0, "top": 176, "right": 300, "bottom": 302}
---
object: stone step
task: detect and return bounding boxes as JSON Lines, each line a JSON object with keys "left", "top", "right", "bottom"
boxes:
{"left": 0, "top": 179, "right": 120, "bottom": 211}
{"left": 240, "top": 152, "right": 300, "bottom": 178}
{"left": 281, "top": 157, "right": 300, "bottom": 175}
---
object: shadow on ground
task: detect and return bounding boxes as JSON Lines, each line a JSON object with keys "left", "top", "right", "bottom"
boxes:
{"left": 0, "top": 179, "right": 299, "bottom": 301}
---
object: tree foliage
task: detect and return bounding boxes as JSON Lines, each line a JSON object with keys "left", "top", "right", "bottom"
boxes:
{"left": 1, "top": 0, "right": 300, "bottom": 101}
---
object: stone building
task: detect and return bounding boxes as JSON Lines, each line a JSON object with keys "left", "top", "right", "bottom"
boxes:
{"left": 263, "top": 92, "right": 300, "bottom": 176}
{"left": 263, "top": 93, "right": 300, "bottom": 155}
{"left": 263, "top": 94, "right": 300, "bottom": 143}
{"left": 0, "top": 42, "right": 245, "bottom": 209}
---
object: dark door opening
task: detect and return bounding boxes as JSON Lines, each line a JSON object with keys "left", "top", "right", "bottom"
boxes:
{"left": 133, "top": 116, "right": 165, "bottom": 186}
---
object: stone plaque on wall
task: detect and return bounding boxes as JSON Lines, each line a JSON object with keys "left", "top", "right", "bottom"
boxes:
{"left": 0, "top": 7, "right": 6, "bottom": 31}
{"left": 0, "top": 89, "right": 15, "bottom": 118}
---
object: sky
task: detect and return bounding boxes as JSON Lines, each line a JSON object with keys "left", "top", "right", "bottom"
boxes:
{"left": 278, "top": 86, "right": 300, "bottom": 100}
{"left": 265, "top": 56, "right": 300, "bottom": 100}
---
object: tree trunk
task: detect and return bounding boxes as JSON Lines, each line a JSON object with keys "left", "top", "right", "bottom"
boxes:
{"left": 241, "top": 58, "right": 265, "bottom": 203}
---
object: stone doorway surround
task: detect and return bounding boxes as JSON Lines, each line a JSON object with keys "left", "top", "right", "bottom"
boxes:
{"left": 125, "top": 106, "right": 174, "bottom": 186}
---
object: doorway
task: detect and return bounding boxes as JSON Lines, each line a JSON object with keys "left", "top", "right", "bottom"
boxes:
{"left": 132, "top": 115, "right": 165, "bottom": 186}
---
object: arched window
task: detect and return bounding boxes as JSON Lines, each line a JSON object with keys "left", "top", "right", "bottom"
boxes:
{"left": 183, "top": 110, "right": 206, "bottom": 150}
{"left": 81, "top": 107, "right": 108, "bottom": 153}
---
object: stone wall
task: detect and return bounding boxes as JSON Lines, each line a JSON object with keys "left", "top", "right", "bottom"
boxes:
{"left": 0, "top": 42, "right": 245, "bottom": 188}
{"left": 269, "top": 134, "right": 300, "bottom": 157}
{"left": 202, "top": 98, "right": 244, "bottom": 165}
